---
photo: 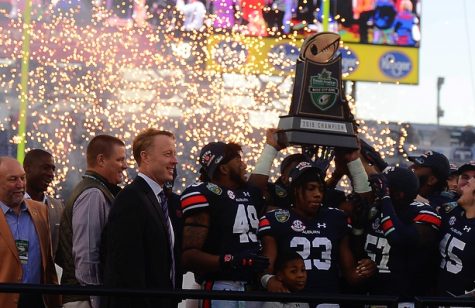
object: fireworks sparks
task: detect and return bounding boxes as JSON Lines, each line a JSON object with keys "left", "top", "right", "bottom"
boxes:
{"left": 0, "top": 7, "right": 413, "bottom": 196}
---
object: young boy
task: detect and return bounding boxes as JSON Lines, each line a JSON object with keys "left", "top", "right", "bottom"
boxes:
{"left": 262, "top": 252, "right": 309, "bottom": 308}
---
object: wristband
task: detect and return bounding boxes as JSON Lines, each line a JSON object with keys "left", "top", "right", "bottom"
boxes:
{"left": 253, "top": 144, "right": 278, "bottom": 176}
{"left": 260, "top": 274, "right": 275, "bottom": 289}
{"left": 347, "top": 158, "right": 371, "bottom": 193}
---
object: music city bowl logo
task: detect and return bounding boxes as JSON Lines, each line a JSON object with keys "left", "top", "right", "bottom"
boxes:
{"left": 379, "top": 51, "right": 412, "bottom": 79}
{"left": 339, "top": 48, "right": 359, "bottom": 75}
{"left": 308, "top": 68, "right": 338, "bottom": 111}
{"left": 212, "top": 40, "right": 248, "bottom": 69}
{"left": 268, "top": 43, "right": 299, "bottom": 72}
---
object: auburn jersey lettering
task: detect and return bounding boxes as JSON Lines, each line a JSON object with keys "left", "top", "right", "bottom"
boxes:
{"left": 181, "top": 182, "right": 265, "bottom": 281}
{"left": 258, "top": 208, "right": 351, "bottom": 293}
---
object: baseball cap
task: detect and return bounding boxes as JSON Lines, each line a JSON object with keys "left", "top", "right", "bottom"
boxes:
{"left": 199, "top": 142, "right": 226, "bottom": 180}
{"left": 408, "top": 151, "right": 450, "bottom": 181}
{"left": 449, "top": 163, "right": 459, "bottom": 176}
{"left": 288, "top": 161, "right": 324, "bottom": 187}
{"left": 280, "top": 153, "right": 308, "bottom": 174}
{"left": 383, "top": 166, "right": 420, "bottom": 201}
{"left": 458, "top": 161, "right": 475, "bottom": 174}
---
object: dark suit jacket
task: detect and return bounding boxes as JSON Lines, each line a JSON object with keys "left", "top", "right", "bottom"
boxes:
{"left": 101, "top": 176, "right": 175, "bottom": 308}
{"left": 45, "top": 195, "right": 64, "bottom": 257}
{"left": 167, "top": 192, "right": 183, "bottom": 289}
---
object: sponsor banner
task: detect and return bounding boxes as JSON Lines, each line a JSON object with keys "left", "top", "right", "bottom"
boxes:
{"left": 206, "top": 35, "right": 419, "bottom": 84}
{"left": 206, "top": 34, "right": 302, "bottom": 76}
{"left": 341, "top": 43, "right": 419, "bottom": 84}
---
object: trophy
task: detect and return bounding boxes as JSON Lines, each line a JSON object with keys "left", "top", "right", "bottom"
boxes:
{"left": 277, "top": 32, "right": 358, "bottom": 150}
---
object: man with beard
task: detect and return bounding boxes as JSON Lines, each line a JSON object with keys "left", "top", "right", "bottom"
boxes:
{"left": 409, "top": 150, "right": 454, "bottom": 209}
{"left": 23, "top": 149, "right": 64, "bottom": 257}
{"left": 180, "top": 141, "right": 269, "bottom": 308}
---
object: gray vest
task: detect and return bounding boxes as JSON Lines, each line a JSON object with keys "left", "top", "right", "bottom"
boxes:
{"left": 55, "top": 172, "right": 116, "bottom": 303}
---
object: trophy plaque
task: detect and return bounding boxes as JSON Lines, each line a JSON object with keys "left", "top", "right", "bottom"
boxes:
{"left": 277, "top": 32, "right": 358, "bottom": 149}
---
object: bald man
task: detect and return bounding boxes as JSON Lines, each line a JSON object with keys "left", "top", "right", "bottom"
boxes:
{"left": 0, "top": 157, "right": 60, "bottom": 308}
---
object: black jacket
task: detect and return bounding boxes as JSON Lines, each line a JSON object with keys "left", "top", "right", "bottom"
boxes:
{"left": 101, "top": 176, "right": 176, "bottom": 308}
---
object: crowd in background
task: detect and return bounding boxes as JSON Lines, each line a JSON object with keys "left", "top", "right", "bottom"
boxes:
{"left": 0, "top": 0, "right": 420, "bottom": 44}
{"left": 1, "top": 126, "right": 475, "bottom": 308}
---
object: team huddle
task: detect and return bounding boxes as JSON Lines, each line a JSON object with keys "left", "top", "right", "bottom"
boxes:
{"left": 180, "top": 128, "right": 475, "bottom": 307}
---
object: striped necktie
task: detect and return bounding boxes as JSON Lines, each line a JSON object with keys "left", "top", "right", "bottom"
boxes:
{"left": 157, "top": 190, "right": 176, "bottom": 287}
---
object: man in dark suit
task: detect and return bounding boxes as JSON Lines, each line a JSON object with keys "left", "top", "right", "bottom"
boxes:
{"left": 101, "top": 128, "right": 178, "bottom": 308}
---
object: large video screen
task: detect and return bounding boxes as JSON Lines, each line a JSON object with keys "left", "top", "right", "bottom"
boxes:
{"left": 205, "top": 0, "right": 421, "bottom": 46}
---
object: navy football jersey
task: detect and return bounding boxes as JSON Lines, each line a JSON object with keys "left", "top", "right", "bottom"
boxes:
{"left": 258, "top": 207, "right": 351, "bottom": 293}
{"left": 438, "top": 205, "right": 475, "bottom": 296}
{"left": 363, "top": 201, "right": 441, "bottom": 296}
{"left": 180, "top": 182, "right": 265, "bottom": 281}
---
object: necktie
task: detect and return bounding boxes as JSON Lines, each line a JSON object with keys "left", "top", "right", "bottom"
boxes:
{"left": 157, "top": 191, "right": 176, "bottom": 287}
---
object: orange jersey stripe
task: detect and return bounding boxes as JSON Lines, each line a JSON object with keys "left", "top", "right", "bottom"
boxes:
{"left": 414, "top": 214, "right": 441, "bottom": 227}
{"left": 181, "top": 194, "right": 208, "bottom": 209}
{"left": 381, "top": 219, "right": 394, "bottom": 232}
{"left": 259, "top": 218, "right": 270, "bottom": 228}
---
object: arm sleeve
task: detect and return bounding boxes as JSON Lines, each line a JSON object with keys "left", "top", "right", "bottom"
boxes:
{"left": 72, "top": 188, "right": 110, "bottom": 286}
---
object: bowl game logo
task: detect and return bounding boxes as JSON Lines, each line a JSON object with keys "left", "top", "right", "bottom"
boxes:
{"left": 206, "top": 183, "right": 222, "bottom": 195}
{"left": 308, "top": 68, "right": 338, "bottom": 111}
{"left": 274, "top": 209, "right": 290, "bottom": 223}
{"left": 291, "top": 220, "right": 306, "bottom": 232}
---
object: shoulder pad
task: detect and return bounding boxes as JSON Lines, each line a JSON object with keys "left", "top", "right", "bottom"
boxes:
{"left": 410, "top": 200, "right": 430, "bottom": 208}
{"left": 327, "top": 206, "right": 343, "bottom": 212}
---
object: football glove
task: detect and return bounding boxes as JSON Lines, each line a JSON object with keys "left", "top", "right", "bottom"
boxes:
{"left": 220, "top": 251, "right": 269, "bottom": 273}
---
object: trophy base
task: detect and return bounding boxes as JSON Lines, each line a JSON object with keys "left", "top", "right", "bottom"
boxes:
{"left": 278, "top": 116, "right": 359, "bottom": 149}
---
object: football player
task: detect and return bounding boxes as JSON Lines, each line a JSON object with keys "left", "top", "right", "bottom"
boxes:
{"left": 437, "top": 177, "right": 475, "bottom": 297}
{"left": 180, "top": 141, "right": 269, "bottom": 308}
{"left": 258, "top": 161, "right": 376, "bottom": 296}
{"left": 409, "top": 151, "right": 455, "bottom": 208}
{"left": 361, "top": 167, "right": 441, "bottom": 298}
